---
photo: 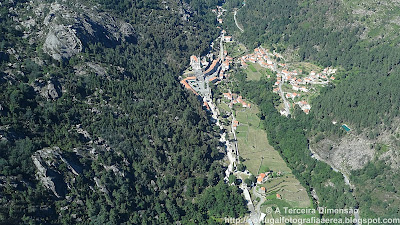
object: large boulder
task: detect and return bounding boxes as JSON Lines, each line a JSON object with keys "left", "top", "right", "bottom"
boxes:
{"left": 43, "top": 24, "right": 83, "bottom": 61}
{"left": 31, "top": 147, "right": 83, "bottom": 198}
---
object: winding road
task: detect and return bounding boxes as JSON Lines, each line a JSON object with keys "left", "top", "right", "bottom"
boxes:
{"left": 234, "top": 9, "right": 244, "bottom": 33}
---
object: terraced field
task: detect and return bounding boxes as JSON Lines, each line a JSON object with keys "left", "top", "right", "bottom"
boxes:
{"left": 234, "top": 105, "right": 314, "bottom": 214}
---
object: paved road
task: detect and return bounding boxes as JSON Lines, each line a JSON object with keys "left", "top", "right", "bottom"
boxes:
{"left": 253, "top": 188, "right": 265, "bottom": 218}
{"left": 220, "top": 33, "right": 224, "bottom": 60}
{"left": 278, "top": 81, "right": 290, "bottom": 115}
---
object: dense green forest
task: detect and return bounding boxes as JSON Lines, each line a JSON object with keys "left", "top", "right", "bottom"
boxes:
{"left": 351, "top": 161, "right": 400, "bottom": 217}
{"left": 0, "top": 0, "right": 247, "bottom": 224}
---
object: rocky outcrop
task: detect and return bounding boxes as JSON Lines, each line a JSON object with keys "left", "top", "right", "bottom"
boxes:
{"left": 32, "top": 147, "right": 68, "bottom": 198}
{"left": 94, "top": 177, "right": 109, "bottom": 195}
{"left": 311, "top": 122, "right": 400, "bottom": 174}
{"left": 32, "top": 1, "right": 136, "bottom": 60}
{"left": 44, "top": 24, "right": 83, "bottom": 61}
{"left": 312, "top": 136, "right": 375, "bottom": 173}
{"left": 31, "top": 147, "right": 84, "bottom": 198}
{"left": 32, "top": 79, "right": 62, "bottom": 100}
{"left": 45, "top": 80, "right": 62, "bottom": 100}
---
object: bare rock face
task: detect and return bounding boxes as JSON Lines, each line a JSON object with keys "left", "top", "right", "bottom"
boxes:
{"left": 33, "top": 1, "right": 136, "bottom": 61}
{"left": 311, "top": 122, "right": 400, "bottom": 174}
{"left": 31, "top": 147, "right": 84, "bottom": 198}
{"left": 31, "top": 147, "right": 68, "bottom": 198}
{"left": 43, "top": 24, "right": 83, "bottom": 61}
{"left": 45, "top": 81, "right": 61, "bottom": 99}
{"left": 312, "top": 137, "right": 375, "bottom": 173}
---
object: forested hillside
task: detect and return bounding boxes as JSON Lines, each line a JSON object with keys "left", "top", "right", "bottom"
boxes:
{"left": 0, "top": 0, "right": 247, "bottom": 224}
{"left": 223, "top": 0, "right": 400, "bottom": 219}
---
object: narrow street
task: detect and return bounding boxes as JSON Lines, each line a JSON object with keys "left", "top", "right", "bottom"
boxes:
{"left": 278, "top": 81, "right": 290, "bottom": 115}
{"left": 185, "top": 5, "right": 267, "bottom": 225}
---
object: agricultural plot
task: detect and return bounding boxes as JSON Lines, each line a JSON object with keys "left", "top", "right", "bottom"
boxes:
{"left": 234, "top": 105, "right": 314, "bottom": 217}
{"left": 235, "top": 106, "right": 290, "bottom": 174}
{"left": 245, "top": 62, "right": 267, "bottom": 81}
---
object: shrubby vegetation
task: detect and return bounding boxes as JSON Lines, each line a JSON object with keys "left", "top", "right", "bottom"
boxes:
{"left": 351, "top": 161, "right": 400, "bottom": 217}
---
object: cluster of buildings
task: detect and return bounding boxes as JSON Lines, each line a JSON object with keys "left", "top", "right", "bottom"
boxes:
{"left": 220, "top": 51, "right": 233, "bottom": 79}
{"left": 188, "top": 32, "right": 234, "bottom": 84}
{"left": 239, "top": 45, "right": 338, "bottom": 115}
{"left": 276, "top": 68, "right": 336, "bottom": 91}
{"left": 186, "top": 31, "right": 337, "bottom": 116}
{"left": 221, "top": 30, "right": 232, "bottom": 42}
{"left": 233, "top": 120, "right": 239, "bottom": 130}
{"left": 257, "top": 171, "right": 283, "bottom": 200}
{"left": 296, "top": 100, "right": 311, "bottom": 114}
{"left": 182, "top": 43, "right": 234, "bottom": 110}
{"left": 223, "top": 93, "right": 251, "bottom": 108}
{"left": 240, "top": 47, "right": 277, "bottom": 71}
{"left": 275, "top": 68, "right": 336, "bottom": 114}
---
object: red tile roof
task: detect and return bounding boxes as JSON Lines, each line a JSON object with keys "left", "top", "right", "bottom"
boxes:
{"left": 276, "top": 193, "right": 281, "bottom": 199}
{"left": 180, "top": 77, "right": 198, "bottom": 95}
{"left": 257, "top": 173, "right": 266, "bottom": 183}
{"left": 203, "top": 58, "right": 220, "bottom": 75}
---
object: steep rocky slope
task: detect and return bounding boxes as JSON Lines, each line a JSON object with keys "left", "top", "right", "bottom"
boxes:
{"left": 18, "top": 1, "right": 135, "bottom": 61}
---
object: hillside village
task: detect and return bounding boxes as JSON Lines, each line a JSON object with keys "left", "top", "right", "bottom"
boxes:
{"left": 239, "top": 46, "right": 337, "bottom": 115}
{"left": 182, "top": 38, "right": 337, "bottom": 115}
{"left": 179, "top": 4, "right": 334, "bottom": 224}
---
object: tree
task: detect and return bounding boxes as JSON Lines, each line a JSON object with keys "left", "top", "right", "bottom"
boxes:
{"left": 228, "top": 174, "right": 237, "bottom": 185}
{"left": 237, "top": 163, "right": 246, "bottom": 172}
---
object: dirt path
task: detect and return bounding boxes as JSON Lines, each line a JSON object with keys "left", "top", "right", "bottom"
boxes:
{"left": 234, "top": 9, "right": 244, "bottom": 33}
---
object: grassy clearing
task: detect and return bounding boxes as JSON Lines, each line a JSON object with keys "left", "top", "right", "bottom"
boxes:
{"left": 245, "top": 62, "right": 266, "bottom": 81}
{"left": 235, "top": 106, "right": 290, "bottom": 174}
{"left": 218, "top": 100, "right": 231, "bottom": 113}
{"left": 260, "top": 192, "right": 316, "bottom": 222}
{"left": 261, "top": 174, "right": 312, "bottom": 208}
{"left": 248, "top": 63, "right": 257, "bottom": 72}
{"left": 224, "top": 42, "right": 247, "bottom": 58}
